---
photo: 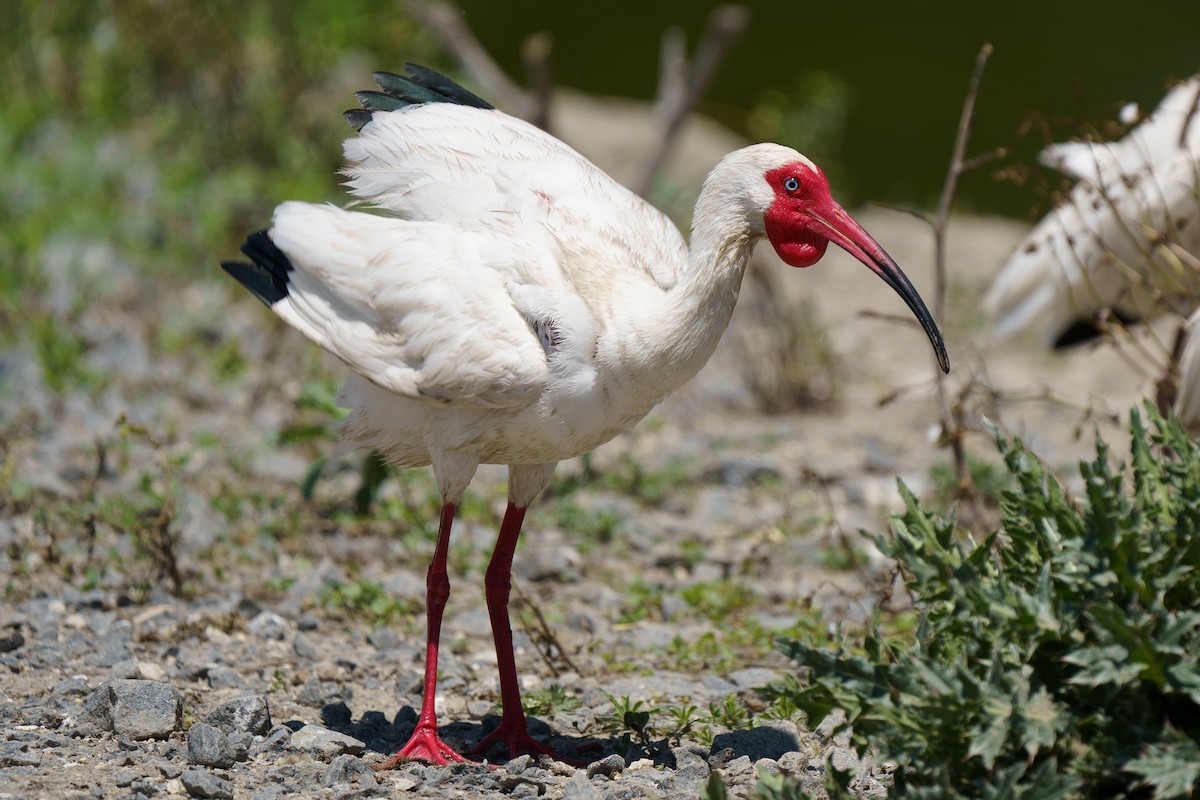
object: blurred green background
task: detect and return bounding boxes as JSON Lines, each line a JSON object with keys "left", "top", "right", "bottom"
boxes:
{"left": 459, "top": 0, "right": 1200, "bottom": 214}
{"left": 1, "top": 0, "right": 1198, "bottom": 343}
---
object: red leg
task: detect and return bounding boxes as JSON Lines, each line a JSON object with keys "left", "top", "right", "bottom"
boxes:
{"left": 470, "top": 503, "right": 583, "bottom": 765}
{"left": 376, "top": 503, "right": 471, "bottom": 769}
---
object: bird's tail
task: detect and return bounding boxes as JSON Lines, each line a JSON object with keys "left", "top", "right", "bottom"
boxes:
{"left": 220, "top": 230, "right": 293, "bottom": 307}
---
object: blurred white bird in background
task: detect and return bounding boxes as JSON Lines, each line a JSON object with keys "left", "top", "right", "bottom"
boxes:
{"left": 984, "top": 74, "right": 1200, "bottom": 422}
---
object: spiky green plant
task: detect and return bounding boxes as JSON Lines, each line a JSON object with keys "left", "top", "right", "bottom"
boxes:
{"left": 766, "top": 405, "right": 1200, "bottom": 798}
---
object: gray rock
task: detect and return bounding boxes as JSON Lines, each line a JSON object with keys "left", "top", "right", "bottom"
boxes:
{"left": 701, "top": 459, "right": 780, "bottom": 487}
{"left": 71, "top": 682, "right": 117, "bottom": 736}
{"left": 725, "top": 667, "right": 781, "bottom": 689}
{"left": 206, "top": 666, "right": 245, "bottom": 690}
{"left": 188, "top": 722, "right": 236, "bottom": 768}
{"left": 180, "top": 768, "right": 234, "bottom": 799}
{"left": 247, "top": 611, "right": 289, "bottom": 641}
{"left": 0, "top": 741, "right": 42, "bottom": 767}
{"left": 87, "top": 621, "right": 134, "bottom": 667}
{"left": 671, "top": 746, "right": 710, "bottom": 783}
{"left": 366, "top": 627, "right": 402, "bottom": 651}
{"left": 13, "top": 698, "right": 63, "bottom": 729}
{"left": 586, "top": 753, "right": 626, "bottom": 778}
{"left": 513, "top": 542, "right": 582, "bottom": 583}
{"left": 292, "top": 632, "right": 320, "bottom": 660}
{"left": 700, "top": 674, "right": 739, "bottom": 696}
{"left": 562, "top": 770, "right": 604, "bottom": 800}
{"left": 0, "top": 630, "right": 24, "bottom": 652}
{"left": 322, "top": 754, "right": 378, "bottom": 787}
{"left": 509, "top": 781, "right": 541, "bottom": 799}
{"left": 828, "top": 746, "right": 859, "bottom": 773}
{"left": 228, "top": 731, "right": 254, "bottom": 761}
{"left": 504, "top": 754, "right": 534, "bottom": 775}
{"left": 51, "top": 676, "right": 92, "bottom": 698}
{"left": 112, "top": 680, "right": 183, "bottom": 740}
{"left": 287, "top": 724, "right": 366, "bottom": 759}
{"left": 206, "top": 694, "right": 272, "bottom": 735}
{"left": 296, "top": 676, "right": 330, "bottom": 707}
{"left": 251, "top": 724, "right": 293, "bottom": 755}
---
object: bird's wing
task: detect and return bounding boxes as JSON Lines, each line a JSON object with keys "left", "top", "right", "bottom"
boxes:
{"left": 1039, "top": 77, "right": 1200, "bottom": 186}
{"left": 340, "top": 101, "right": 688, "bottom": 292}
{"left": 985, "top": 145, "right": 1200, "bottom": 346}
{"left": 243, "top": 201, "right": 556, "bottom": 409}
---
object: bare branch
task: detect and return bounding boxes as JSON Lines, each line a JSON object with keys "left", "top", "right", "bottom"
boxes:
{"left": 521, "top": 32, "right": 555, "bottom": 132}
{"left": 631, "top": 5, "right": 749, "bottom": 197}
{"left": 931, "top": 43, "right": 993, "bottom": 493}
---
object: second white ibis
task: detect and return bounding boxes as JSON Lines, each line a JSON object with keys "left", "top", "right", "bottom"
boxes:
{"left": 220, "top": 64, "right": 948, "bottom": 767}
{"left": 985, "top": 76, "right": 1200, "bottom": 347}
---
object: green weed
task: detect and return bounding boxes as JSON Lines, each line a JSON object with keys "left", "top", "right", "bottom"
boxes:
{"left": 317, "top": 578, "right": 414, "bottom": 626}
{"left": 772, "top": 406, "right": 1200, "bottom": 798}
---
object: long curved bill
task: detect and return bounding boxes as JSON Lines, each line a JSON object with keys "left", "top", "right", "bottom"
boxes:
{"left": 814, "top": 204, "right": 950, "bottom": 374}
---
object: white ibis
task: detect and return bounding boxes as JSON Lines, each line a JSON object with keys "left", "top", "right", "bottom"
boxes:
{"left": 984, "top": 76, "right": 1200, "bottom": 349}
{"left": 220, "top": 64, "right": 948, "bottom": 767}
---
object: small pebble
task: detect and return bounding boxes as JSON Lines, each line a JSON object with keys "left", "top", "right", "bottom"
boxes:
{"left": 207, "top": 694, "right": 272, "bottom": 736}
{"left": 0, "top": 741, "right": 42, "bottom": 767}
{"left": 322, "top": 754, "right": 378, "bottom": 787}
{"left": 247, "top": 611, "right": 289, "bottom": 641}
{"left": 180, "top": 767, "right": 234, "bottom": 800}
{"left": 287, "top": 724, "right": 366, "bottom": 758}
{"left": 586, "top": 753, "right": 626, "bottom": 778}
{"left": 562, "top": 771, "right": 604, "bottom": 800}
{"left": 188, "top": 722, "right": 237, "bottom": 768}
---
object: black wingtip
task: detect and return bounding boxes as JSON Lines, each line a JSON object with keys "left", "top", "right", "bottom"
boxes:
{"left": 346, "top": 64, "right": 494, "bottom": 130}
{"left": 344, "top": 109, "right": 374, "bottom": 131}
{"left": 221, "top": 229, "right": 293, "bottom": 306}
{"left": 1053, "top": 308, "right": 1142, "bottom": 349}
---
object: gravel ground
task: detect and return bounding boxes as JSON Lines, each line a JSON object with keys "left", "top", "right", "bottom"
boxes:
{"left": 0, "top": 97, "right": 1163, "bottom": 798}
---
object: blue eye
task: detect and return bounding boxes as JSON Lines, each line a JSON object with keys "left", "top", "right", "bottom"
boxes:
{"left": 783, "top": 176, "right": 800, "bottom": 193}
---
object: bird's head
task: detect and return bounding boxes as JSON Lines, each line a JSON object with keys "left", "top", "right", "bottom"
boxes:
{"left": 730, "top": 144, "right": 950, "bottom": 374}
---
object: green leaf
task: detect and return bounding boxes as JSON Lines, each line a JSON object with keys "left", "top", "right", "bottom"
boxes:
{"left": 1064, "top": 645, "right": 1145, "bottom": 687}
{"left": 1018, "top": 687, "right": 1062, "bottom": 758}
{"left": 1125, "top": 739, "right": 1200, "bottom": 799}
{"left": 967, "top": 711, "right": 1008, "bottom": 769}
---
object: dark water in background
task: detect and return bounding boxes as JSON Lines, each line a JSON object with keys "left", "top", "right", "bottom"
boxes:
{"left": 457, "top": 0, "right": 1199, "bottom": 218}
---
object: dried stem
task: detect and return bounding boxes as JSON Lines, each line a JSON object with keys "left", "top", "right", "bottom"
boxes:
{"left": 933, "top": 43, "right": 993, "bottom": 492}
{"left": 513, "top": 581, "right": 581, "bottom": 676}
{"left": 520, "top": 32, "right": 555, "bottom": 133}
{"left": 631, "top": 5, "right": 749, "bottom": 196}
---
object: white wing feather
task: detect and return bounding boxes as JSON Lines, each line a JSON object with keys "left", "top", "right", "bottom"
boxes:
{"left": 268, "top": 202, "right": 550, "bottom": 408}
{"left": 986, "top": 77, "right": 1200, "bottom": 346}
{"left": 341, "top": 103, "right": 688, "bottom": 292}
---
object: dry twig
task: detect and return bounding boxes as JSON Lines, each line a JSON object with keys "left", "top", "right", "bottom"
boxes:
{"left": 631, "top": 5, "right": 749, "bottom": 196}
{"left": 931, "top": 44, "right": 993, "bottom": 492}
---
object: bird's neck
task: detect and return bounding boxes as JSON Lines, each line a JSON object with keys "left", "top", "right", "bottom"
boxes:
{"left": 622, "top": 188, "right": 759, "bottom": 395}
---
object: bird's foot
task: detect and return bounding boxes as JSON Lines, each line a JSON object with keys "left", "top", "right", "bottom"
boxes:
{"left": 470, "top": 722, "right": 587, "bottom": 767}
{"left": 374, "top": 724, "right": 473, "bottom": 769}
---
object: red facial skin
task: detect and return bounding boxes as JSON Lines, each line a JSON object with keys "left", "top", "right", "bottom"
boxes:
{"left": 763, "top": 162, "right": 835, "bottom": 267}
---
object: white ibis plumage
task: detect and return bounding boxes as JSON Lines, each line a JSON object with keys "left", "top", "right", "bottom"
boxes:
{"left": 984, "top": 76, "right": 1200, "bottom": 349}
{"left": 221, "top": 64, "right": 948, "bottom": 767}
